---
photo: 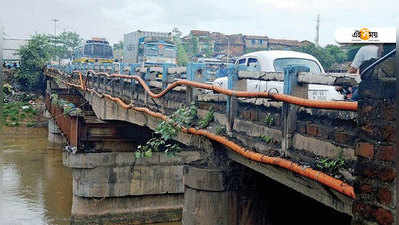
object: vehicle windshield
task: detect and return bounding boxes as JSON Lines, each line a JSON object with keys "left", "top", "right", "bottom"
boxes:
{"left": 273, "top": 58, "right": 322, "bottom": 73}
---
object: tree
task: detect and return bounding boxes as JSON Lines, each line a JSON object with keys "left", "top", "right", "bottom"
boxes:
{"left": 202, "top": 37, "right": 214, "bottom": 57}
{"left": 295, "top": 42, "right": 335, "bottom": 70}
{"left": 172, "top": 28, "right": 189, "bottom": 66}
{"left": 113, "top": 41, "right": 124, "bottom": 50}
{"left": 176, "top": 43, "right": 189, "bottom": 66}
{"left": 17, "top": 34, "right": 53, "bottom": 91}
{"left": 16, "top": 31, "right": 82, "bottom": 91}
{"left": 325, "top": 44, "right": 346, "bottom": 64}
{"left": 294, "top": 42, "right": 352, "bottom": 71}
{"left": 53, "top": 31, "right": 83, "bottom": 59}
{"left": 191, "top": 36, "right": 199, "bottom": 56}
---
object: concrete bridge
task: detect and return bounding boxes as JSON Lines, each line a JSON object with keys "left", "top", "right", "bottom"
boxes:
{"left": 44, "top": 52, "right": 396, "bottom": 225}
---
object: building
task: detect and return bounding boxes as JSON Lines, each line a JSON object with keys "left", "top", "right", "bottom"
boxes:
{"left": 215, "top": 34, "right": 245, "bottom": 57}
{"left": 188, "top": 30, "right": 214, "bottom": 57}
{"left": 267, "top": 38, "right": 301, "bottom": 50}
{"left": 243, "top": 35, "right": 269, "bottom": 52}
{"left": 183, "top": 30, "right": 305, "bottom": 62}
{"left": 187, "top": 30, "right": 246, "bottom": 57}
{"left": 2, "top": 38, "right": 30, "bottom": 63}
{"left": 123, "top": 30, "right": 172, "bottom": 64}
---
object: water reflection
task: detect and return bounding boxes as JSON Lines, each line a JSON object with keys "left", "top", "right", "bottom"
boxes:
{"left": 0, "top": 127, "right": 181, "bottom": 225}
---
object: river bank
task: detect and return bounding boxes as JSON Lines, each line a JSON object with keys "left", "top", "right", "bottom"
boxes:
{"left": 1, "top": 68, "right": 48, "bottom": 128}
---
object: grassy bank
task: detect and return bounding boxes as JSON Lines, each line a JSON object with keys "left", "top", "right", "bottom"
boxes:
{"left": 0, "top": 101, "right": 39, "bottom": 127}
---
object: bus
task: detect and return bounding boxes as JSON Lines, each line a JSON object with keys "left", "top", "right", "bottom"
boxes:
{"left": 73, "top": 37, "right": 114, "bottom": 63}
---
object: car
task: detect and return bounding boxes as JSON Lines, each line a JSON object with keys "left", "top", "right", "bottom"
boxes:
{"left": 212, "top": 50, "right": 345, "bottom": 101}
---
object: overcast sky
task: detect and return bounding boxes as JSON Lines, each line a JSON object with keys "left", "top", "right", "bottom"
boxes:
{"left": 1, "top": 0, "right": 398, "bottom": 46}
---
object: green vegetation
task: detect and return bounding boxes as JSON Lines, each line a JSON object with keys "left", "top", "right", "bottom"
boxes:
{"left": 136, "top": 137, "right": 182, "bottom": 159}
{"left": 17, "top": 32, "right": 82, "bottom": 91}
{"left": 17, "top": 34, "right": 52, "bottom": 91}
{"left": 316, "top": 149, "right": 345, "bottom": 174}
{"left": 263, "top": 113, "right": 274, "bottom": 127}
{"left": 215, "top": 125, "right": 226, "bottom": 135}
{"left": 0, "top": 101, "right": 38, "bottom": 127}
{"left": 113, "top": 41, "right": 124, "bottom": 50}
{"left": 260, "top": 135, "right": 272, "bottom": 144}
{"left": 173, "top": 28, "right": 189, "bottom": 66}
{"left": 156, "top": 103, "right": 197, "bottom": 139}
{"left": 137, "top": 104, "right": 198, "bottom": 158}
{"left": 199, "top": 107, "right": 214, "bottom": 128}
{"left": 50, "top": 93, "right": 82, "bottom": 116}
{"left": 294, "top": 43, "right": 347, "bottom": 71}
{"left": 54, "top": 31, "right": 82, "bottom": 59}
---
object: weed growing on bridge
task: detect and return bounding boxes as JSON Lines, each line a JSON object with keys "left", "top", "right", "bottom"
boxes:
{"left": 199, "top": 107, "right": 214, "bottom": 129}
{"left": 263, "top": 113, "right": 274, "bottom": 127}
{"left": 137, "top": 104, "right": 197, "bottom": 158}
{"left": 156, "top": 103, "right": 198, "bottom": 140}
{"left": 316, "top": 149, "right": 345, "bottom": 174}
{"left": 50, "top": 93, "right": 82, "bottom": 116}
{"left": 216, "top": 126, "right": 226, "bottom": 135}
{"left": 260, "top": 135, "right": 272, "bottom": 144}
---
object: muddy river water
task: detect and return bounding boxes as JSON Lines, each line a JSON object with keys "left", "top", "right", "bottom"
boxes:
{"left": 0, "top": 127, "right": 180, "bottom": 225}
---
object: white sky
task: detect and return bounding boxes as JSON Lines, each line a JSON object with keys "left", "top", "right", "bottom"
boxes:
{"left": 1, "top": 0, "right": 398, "bottom": 46}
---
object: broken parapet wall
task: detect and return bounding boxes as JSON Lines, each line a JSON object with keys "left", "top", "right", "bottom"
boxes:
{"left": 352, "top": 58, "right": 396, "bottom": 225}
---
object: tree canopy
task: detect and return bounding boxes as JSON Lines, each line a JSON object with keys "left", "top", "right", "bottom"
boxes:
{"left": 294, "top": 43, "right": 348, "bottom": 71}
{"left": 172, "top": 28, "right": 189, "bottom": 66}
{"left": 17, "top": 32, "right": 82, "bottom": 91}
{"left": 113, "top": 41, "right": 123, "bottom": 50}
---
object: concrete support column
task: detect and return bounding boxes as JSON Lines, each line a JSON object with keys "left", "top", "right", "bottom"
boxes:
{"left": 182, "top": 166, "right": 238, "bottom": 225}
{"left": 48, "top": 118, "right": 66, "bottom": 144}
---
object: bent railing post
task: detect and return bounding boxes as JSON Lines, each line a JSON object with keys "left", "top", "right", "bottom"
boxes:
{"left": 226, "top": 65, "right": 238, "bottom": 134}
{"left": 162, "top": 64, "right": 169, "bottom": 89}
{"left": 281, "top": 66, "right": 309, "bottom": 156}
{"left": 186, "top": 63, "right": 196, "bottom": 105}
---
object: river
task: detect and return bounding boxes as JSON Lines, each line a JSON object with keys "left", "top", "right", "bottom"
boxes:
{"left": 0, "top": 126, "right": 181, "bottom": 225}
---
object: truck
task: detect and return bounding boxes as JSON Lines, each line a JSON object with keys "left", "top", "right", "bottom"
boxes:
{"left": 123, "top": 30, "right": 176, "bottom": 65}
{"left": 137, "top": 37, "right": 177, "bottom": 66}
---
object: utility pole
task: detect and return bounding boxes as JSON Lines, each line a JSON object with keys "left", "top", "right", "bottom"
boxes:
{"left": 51, "top": 19, "right": 59, "bottom": 64}
{"left": 226, "top": 36, "right": 230, "bottom": 64}
{"left": 315, "top": 14, "right": 320, "bottom": 47}
{"left": 52, "top": 19, "right": 59, "bottom": 36}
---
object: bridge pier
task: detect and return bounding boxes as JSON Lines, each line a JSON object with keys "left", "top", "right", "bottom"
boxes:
{"left": 64, "top": 151, "right": 201, "bottom": 225}
{"left": 48, "top": 118, "right": 67, "bottom": 144}
{"left": 182, "top": 166, "right": 238, "bottom": 225}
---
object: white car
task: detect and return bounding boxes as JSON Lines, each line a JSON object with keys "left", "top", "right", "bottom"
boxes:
{"left": 213, "top": 50, "right": 344, "bottom": 101}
